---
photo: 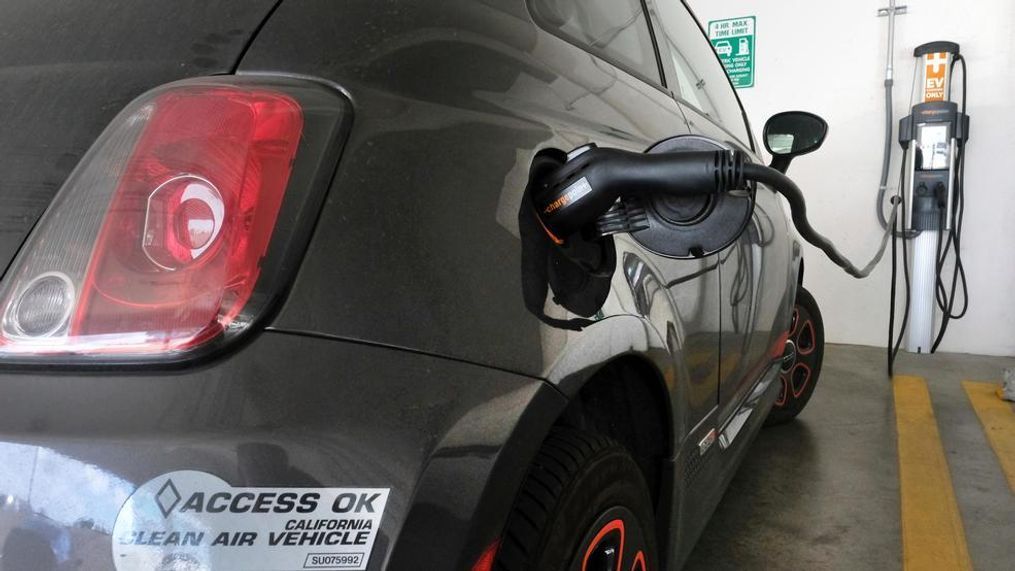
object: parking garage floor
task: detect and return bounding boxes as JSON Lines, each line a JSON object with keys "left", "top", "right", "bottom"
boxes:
{"left": 684, "top": 344, "right": 1015, "bottom": 570}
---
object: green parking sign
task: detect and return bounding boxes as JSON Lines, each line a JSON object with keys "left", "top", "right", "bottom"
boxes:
{"left": 707, "top": 16, "right": 755, "bottom": 89}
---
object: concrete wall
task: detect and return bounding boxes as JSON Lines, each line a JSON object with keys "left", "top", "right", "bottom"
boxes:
{"left": 686, "top": 0, "right": 1015, "bottom": 356}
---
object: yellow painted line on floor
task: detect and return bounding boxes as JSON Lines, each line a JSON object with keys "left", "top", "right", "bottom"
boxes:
{"left": 893, "top": 375, "right": 972, "bottom": 571}
{"left": 963, "top": 381, "right": 1015, "bottom": 493}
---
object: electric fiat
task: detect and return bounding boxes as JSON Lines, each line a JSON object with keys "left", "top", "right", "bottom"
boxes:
{"left": 0, "top": 1, "right": 827, "bottom": 569}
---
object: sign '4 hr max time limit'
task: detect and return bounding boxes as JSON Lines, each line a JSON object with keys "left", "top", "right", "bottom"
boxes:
{"left": 708, "top": 16, "right": 755, "bottom": 89}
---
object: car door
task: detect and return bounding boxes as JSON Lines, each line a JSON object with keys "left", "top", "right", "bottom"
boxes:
{"left": 649, "top": 0, "right": 793, "bottom": 426}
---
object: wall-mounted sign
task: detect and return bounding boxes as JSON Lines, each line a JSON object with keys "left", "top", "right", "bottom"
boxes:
{"left": 707, "top": 16, "right": 756, "bottom": 89}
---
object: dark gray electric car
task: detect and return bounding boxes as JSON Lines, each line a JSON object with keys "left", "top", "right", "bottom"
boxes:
{"left": 0, "top": 1, "right": 826, "bottom": 570}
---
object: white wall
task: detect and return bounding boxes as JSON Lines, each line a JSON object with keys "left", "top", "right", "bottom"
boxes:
{"left": 688, "top": 0, "right": 1015, "bottom": 357}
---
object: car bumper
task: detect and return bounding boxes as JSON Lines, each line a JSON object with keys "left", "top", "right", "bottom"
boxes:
{"left": 0, "top": 331, "right": 564, "bottom": 570}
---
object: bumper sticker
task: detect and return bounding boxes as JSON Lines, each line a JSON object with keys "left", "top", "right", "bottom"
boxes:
{"left": 112, "top": 470, "right": 388, "bottom": 570}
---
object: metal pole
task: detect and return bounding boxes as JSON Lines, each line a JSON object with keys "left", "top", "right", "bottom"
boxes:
{"left": 877, "top": 1, "right": 908, "bottom": 82}
{"left": 886, "top": 0, "right": 897, "bottom": 82}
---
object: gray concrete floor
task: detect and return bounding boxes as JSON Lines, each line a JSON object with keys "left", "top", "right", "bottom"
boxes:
{"left": 683, "top": 343, "right": 1015, "bottom": 570}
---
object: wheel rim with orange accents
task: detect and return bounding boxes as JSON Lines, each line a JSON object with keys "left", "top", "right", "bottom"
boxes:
{"left": 575, "top": 506, "right": 649, "bottom": 571}
{"left": 775, "top": 302, "right": 819, "bottom": 408}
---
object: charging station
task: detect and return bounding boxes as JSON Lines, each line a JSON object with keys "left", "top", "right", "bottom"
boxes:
{"left": 898, "top": 42, "right": 969, "bottom": 354}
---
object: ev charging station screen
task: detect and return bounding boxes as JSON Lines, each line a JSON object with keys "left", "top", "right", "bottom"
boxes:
{"left": 916, "top": 124, "right": 950, "bottom": 170}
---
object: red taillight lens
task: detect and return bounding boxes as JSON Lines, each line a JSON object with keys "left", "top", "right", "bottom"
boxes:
{"left": 74, "top": 87, "right": 302, "bottom": 350}
{"left": 0, "top": 78, "right": 346, "bottom": 361}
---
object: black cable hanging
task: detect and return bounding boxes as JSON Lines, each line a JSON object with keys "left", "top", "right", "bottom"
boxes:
{"left": 930, "top": 54, "right": 969, "bottom": 352}
{"left": 888, "top": 152, "right": 911, "bottom": 375}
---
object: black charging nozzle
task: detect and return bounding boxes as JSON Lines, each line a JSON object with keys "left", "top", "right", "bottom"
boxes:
{"left": 531, "top": 144, "right": 745, "bottom": 242}
{"left": 530, "top": 143, "right": 878, "bottom": 279}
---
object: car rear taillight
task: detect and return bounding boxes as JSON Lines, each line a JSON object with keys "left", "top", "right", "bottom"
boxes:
{"left": 0, "top": 77, "right": 350, "bottom": 363}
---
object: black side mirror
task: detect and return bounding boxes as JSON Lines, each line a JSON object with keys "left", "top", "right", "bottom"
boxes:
{"left": 763, "top": 111, "right": 828, "bottom": 173}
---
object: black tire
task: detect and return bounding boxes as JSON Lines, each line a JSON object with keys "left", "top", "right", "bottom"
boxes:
{"left": 495, "top": 428, "right": 657, "bottom": 571}
{"left": 766, "top": 286, "right": 825, "bottom": 426}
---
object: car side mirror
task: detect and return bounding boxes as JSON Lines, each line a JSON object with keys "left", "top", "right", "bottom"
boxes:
{"left": 763, "top": 111, "right": 828, "bottom": 173}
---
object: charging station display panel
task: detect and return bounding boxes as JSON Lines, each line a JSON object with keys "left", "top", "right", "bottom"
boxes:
{"left": 916, "top": 124, "right": 950, "bottom": 170}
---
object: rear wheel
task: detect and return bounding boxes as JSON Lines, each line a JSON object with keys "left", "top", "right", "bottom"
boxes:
{"left": 766, "top": 286, "right": 824, "bottom": 425}
{"left": 496, "top": 428, "right": 657, "bottom": 571}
